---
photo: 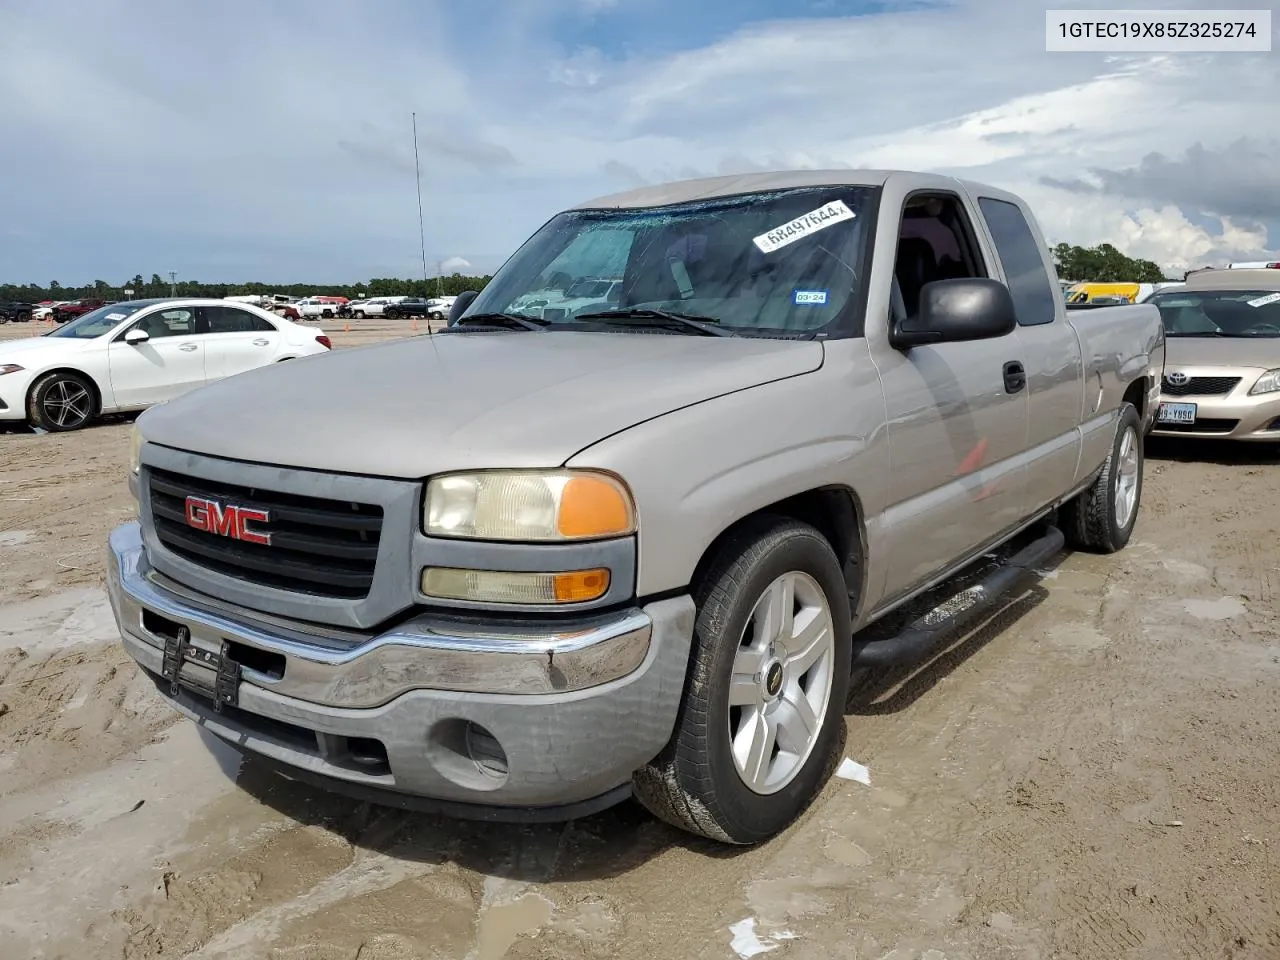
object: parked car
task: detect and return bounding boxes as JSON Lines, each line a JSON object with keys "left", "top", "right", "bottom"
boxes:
{"left": 1227, "top": 261, "right": 1280, "bottom": 269}
{"left": 382, "top": 298, "right": 433, "bottom": 319}
{"left": 295, "top": 297, "right": 342, "bottom": 319}
{"left": 1148, "top": 268, "right": 1280, "bottom": 441}
{"left": 32, "top": 301, "right": 67, "bottom": 321}
{"left": 0, "top": 298, "right": 331, "bottom": 432}
{"left": 346, "top": 296, "right": 406, "bottom": 319}
{"left": 426, "top": 296, "right": 456, "bottom": 321}
{"left": 112, "top": 170, "right": 1162, "bottom": 844}
{"left": 52, "top": 299, "right": 109, "bottom": 323}
{"left": 0, "top": 301, "right": 34, "bottom": 324}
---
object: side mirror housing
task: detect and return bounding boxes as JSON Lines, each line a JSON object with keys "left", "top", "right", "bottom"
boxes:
{"left": 890, "top": 278, "right": 1018, "bottom": 350}
{"left": 448, "top": 290, "right": 479, "bottom": 326}
{"left": 124, "top": 328, "right": 150, "bottom": 345}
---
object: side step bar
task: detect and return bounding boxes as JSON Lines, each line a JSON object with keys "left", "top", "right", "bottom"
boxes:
{"left": 852, "top": 525, "right": 1065, "bottom": 668}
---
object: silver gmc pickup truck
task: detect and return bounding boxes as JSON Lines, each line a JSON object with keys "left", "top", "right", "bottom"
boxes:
{"left": 108, "top": 170, "right": 1164, "bottom": 845}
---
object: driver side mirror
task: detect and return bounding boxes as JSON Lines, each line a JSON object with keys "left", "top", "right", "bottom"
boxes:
{"left": 124, "top": 328, "right": 150, "bottom": 345}
{"left": 448, "top": 290, "right": 479, "bottom": 326}
{"left": 889, "top": 278, "right": 1017, "bottom": 350}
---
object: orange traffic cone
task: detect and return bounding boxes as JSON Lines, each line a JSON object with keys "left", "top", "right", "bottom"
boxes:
{"left": 411, "top": 319, "right": 418, "bottom": 333}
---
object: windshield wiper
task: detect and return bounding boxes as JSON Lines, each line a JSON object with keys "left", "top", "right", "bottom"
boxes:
{"left": 574, "top": 308, "right": 733, "bottom": 337}
{"left": 452, "top": 312, "right": 549, "bottom": 331}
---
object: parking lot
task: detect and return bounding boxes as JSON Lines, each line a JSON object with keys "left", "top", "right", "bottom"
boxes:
{"left": 1, "top": 318, "right": 1278, "bottom": 959}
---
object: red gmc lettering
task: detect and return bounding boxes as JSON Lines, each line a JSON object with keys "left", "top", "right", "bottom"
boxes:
{"left": 184, "top": 496, "right": 272, "bottom": 545}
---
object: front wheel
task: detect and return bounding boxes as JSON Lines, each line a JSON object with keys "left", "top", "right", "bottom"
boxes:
{"left": 385, "top": 309, "right": 399, "bottom": 319}
{"left": 633, "top": 515, "right": 852, "bottom": 844}
{"left": 353, "top": 311, "right": 365, "bottom": 319}
{"left": 1062, "top": 401, "right": 1143, "bottom": 553}
{"left": 16, "top": 312, "right": 30, "bottom": 323}
{"left": 27, "top": 371, "right": 96, "bottom": 431}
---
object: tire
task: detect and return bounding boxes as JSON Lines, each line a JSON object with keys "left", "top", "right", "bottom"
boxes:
{"left": 1062, "top": 402, "right": 1143, "bottom": 553}
{"left": 0, "top": 315, "right": 7, "bottom": 324}
{"left": 353, "top": 311, "right": 365, "bottom": 320}
{"left": 385, "top": 309, "right": 400, "bottom": 320}
{"left": 430, "top": 311, "right": 444, "bottom": 322}
{"left": 27, "top": 371, "right": 97, "bottom": 432}
{"left": 322, "top": 310, "right": 333, "bottom": 318}
{"left": 633, "top": 515, "right": 852, "bottom": 844}
{"left": 17, "top": 312, "right": 30, "bottom": 323}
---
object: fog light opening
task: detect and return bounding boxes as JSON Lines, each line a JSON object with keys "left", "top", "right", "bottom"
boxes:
{"left": 428, "top": 718, "right": 510, "bottom": 791}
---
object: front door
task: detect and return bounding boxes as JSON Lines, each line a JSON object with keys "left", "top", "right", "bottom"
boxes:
{"left": 107, "top": 307, "right": 207, "bottom": 407}
{"left": 871, "top": 191, "right": 1030, "bottom": 601}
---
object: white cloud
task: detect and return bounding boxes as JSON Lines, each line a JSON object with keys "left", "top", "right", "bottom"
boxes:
{"left": 0, "top": 0, "right": 1275, "bottom": 280}
{"left": 440, "top": 256, "right": 473, "bottom": 273}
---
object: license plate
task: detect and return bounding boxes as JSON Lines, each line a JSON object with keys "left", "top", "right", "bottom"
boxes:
{"left": 1157, "top": 401, "right": 1197, "bottom": 424}
{"left": 160, "top": 626, "right": 241, "bottom": 710}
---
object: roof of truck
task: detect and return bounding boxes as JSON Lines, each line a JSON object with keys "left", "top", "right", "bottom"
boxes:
{"left": 573, "top": 169, "right": 996, "bottom": 210}
{"left": 1185, "top": 268, "right": 1280, "bottom": 291}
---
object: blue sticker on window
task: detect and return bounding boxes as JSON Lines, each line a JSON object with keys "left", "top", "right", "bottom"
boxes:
{"left": 793, "top": 289, "right": 828, "bottom": 305}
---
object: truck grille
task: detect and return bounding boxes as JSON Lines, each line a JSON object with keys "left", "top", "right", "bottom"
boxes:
{"left": 148, "top": 468, "right": 383, "bottom": 599}
{"left": 1162, "top": 375, "right": 1240, "bottom": 397}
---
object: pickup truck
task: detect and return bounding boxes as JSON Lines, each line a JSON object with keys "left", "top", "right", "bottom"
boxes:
{"left": 0, "top": 301, "right": 33, "bottom": 323}
{"left": 108, "top": 170, "right": 1164, "bottom": 845}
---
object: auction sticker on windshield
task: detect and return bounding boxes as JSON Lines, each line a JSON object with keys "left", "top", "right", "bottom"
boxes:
{"left": 1247, "top": 292, "right": 1280, "bottom": 308}
{"left": 754, "top": 200, "right": 855, "bottom": 254}
{"left": 793, "top": 289, "right": 829, "bottom": 305}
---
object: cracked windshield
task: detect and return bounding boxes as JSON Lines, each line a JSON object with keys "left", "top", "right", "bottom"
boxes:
{"left": 463, "top": 186, "right": 873, "bottom": 336}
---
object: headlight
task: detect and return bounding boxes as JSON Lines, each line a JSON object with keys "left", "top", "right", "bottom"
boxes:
{"left": 424, "top": 470, "right": 636, "bottom": 541}
{"left": 0, "top": 363, "right": 24, "bottom": 376}
{"left": 1250, "top": 369, "right": 1280, "bottom": 396}
{"left": 129, "top": 424, "right": 144, "bottom": 474}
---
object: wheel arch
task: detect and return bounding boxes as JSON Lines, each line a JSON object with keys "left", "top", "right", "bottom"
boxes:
{"left": 689, "top": 485, "right": 868, "bottom": 618}
{"left": 27, "top": 366, "right": 106, "bottom": 416}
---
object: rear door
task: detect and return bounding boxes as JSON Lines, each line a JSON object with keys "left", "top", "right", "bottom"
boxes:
{"left": 107, "top": 306, "right": 207, "bottom": 406}
{"left": 199, "top": 305, "right": 283, "bottom": 381}
{"left": 970, "top": 193, "right": 1084, "bottom": 516}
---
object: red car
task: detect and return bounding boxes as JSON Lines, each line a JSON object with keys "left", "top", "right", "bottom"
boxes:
{"left": 52, "top": 299, "right": 109, "bottom": 323}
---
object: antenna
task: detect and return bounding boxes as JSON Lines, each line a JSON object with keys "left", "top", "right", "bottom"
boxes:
{"left": 412, "top": 112, "right": 428, "bottom": 287}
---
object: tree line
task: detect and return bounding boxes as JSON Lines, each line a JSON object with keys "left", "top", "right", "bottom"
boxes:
{"left": 0, "top": 273, "right": 493, "bottom": 304}
{"left": 1, "top": 241, "right": 1181, "bottom": 302}
{"left": 1050, "top": 243, "right": 1168, "bottom": 283}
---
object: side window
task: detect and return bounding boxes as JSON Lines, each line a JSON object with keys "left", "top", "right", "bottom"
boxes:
{"left": 892, "top": 194, "right": 988, "bottom": 320}
{"left": 201, "top": 305, "right": 275, "bottom": 333}
{"left": 127, "top": 308, "right": 195, "bottom": 339}
{"left": 978, "top": 197, "right": 1058, "bottom": 327}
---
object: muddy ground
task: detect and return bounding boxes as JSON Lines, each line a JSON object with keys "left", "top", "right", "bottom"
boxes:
{"left": 1, "top": 316, "right": 1277, "bottom": 959}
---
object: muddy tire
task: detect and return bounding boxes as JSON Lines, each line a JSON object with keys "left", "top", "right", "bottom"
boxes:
{"left": 633, "top": 515, "right": 852, "bottom": 844}
{"left": 1062, "top": 402, "right": 1142, "bottom": 553}
{"left": 26, "top": 371, "right": 97, "bottom": 432}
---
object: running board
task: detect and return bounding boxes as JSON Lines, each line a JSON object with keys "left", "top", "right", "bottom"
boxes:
{"left": 852, "top": 525, "right": 1065, "bottom": 668}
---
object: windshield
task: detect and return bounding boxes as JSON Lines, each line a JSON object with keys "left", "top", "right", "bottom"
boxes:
{"left": 45, "top": 301, "right": 149, "bottom": 339}
{"left": 466, "top": 186, "right": 876, "bottom": 337}
{"left": 1148, "top": 289, "right": 1280, "bottom": 337}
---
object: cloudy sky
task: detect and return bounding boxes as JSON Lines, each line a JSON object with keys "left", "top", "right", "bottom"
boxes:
{"left": 0, "top": 0, "right": 1276, "bottom": 285}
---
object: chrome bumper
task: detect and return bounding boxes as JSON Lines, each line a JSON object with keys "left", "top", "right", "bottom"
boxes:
{"left": 106, "top": 522, "right": 654, "bottom": 708}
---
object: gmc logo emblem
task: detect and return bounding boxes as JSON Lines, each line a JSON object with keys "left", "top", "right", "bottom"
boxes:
{"left": 184, "top": 496, "right": 272, "bottom": 546}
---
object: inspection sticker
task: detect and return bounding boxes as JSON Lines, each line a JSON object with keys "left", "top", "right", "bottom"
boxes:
{"left": 1247, "top": 292, "right": 1280, "bottom": 308}
{"left": 753, "top": 199, "right": 855, "bottom": 254}
{"left": 793, "top": 289, "right": 829, "bottom": 305}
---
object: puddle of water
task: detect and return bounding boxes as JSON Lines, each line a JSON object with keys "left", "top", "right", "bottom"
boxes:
{"left": 468, "top": 885, "right": 552, "bottom": 960}
{"left": 0, "top": 530, "right": 34, "bottom": 548}
{"left": 0, "top": 587, "right": 118, "bottom": 655}
{"left": 1182, "top": 597, "right": 1247, "bottom": 621}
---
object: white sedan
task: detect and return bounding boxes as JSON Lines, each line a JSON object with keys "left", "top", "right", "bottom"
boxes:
{"left": 0, "top": 298, "right": 331, "bottom": 432}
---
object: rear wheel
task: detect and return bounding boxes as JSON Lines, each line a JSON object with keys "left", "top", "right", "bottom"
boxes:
{"left": 633, "top": 515, "right": 852, "bottom": 844}
{"left": 1062, "top": 402, "right": 1143, "bottom": 553}
{"left": 27, "top": 372, "right": 96, "bottom": 432}
{"left": 353, "top": 311, "right": 365, "bottom": 319}
{"left": 17, "top": 311, "right": 30, "bottom": 323}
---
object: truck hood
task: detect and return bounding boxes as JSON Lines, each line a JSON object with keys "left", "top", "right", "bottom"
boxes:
{"left": 1165, "top": 336, "right": 1280, "bottom": 370}
{"left": 139, "top": 331, "right": 825, "bottom": 478}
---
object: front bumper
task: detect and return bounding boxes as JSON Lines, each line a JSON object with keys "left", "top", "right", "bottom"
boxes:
{"left": 107, "top": 522, "right": 695, "bottom": 814}
{"left": 1152, "top": 384, "right": 1280, "bottom": 441}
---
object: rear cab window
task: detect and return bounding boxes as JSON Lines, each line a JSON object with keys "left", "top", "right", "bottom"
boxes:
{"left": 978, "top": 197, "right": 1059, "bottom": 326}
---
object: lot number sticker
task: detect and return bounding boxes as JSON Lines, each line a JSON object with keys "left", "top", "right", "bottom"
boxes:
{"left": 1247, "top": 292, "right": 1280, "bottom": 308}
{"left": 754, "top": 200, "right": 855, "bottom": 254}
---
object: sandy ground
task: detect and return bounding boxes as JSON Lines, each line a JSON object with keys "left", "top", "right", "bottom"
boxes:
{"left": 1, "top": 316, "right": 1278, "bottom": 959}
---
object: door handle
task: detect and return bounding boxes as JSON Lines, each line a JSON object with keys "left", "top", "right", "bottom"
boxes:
{"left": 1002, "top": 361, "right": 1026, "bottom": 394}
{"left": 179, "top": 343, "right": 198, "bottom": 352}
{"left": 252, "top": 338, "right": 269, "bottom": 346}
